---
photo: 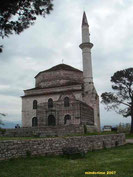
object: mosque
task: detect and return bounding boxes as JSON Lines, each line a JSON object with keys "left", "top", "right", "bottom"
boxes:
{"left": 21, "top": 12, "right": 101, "bottom": 132}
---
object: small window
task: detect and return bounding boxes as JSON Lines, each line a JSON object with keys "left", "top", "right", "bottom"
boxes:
{"left": 33, "top": 100, "right": 37, "bottom": 109}
{"left": 48, "top": 98, "right": 53, "bottom": 108}
{"left": 64, "top": 97, "right": 70, "bottom": 107}
{"left": 32, "top": 117, "right": 38, "bottom": 127}
{"left": 64, "top": 114, "right": 71, "bottom": 124}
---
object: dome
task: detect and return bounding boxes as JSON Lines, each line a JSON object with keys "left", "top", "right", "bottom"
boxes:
{"left": 35, "top": 64, "right": 83, "bottom": 88}
{"left": 35, "top": 64, "right": 82, "bottom": 78}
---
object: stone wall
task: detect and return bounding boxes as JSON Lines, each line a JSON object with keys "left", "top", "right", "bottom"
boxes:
{"left": 22, "top": 85, "right": 83, "bottom": 127}
{"left": 0, "top": 134, "right": 125, "bottom": 161}
{"left": 83, "top": 85, "right": 101, "bottom": 132}
{"left": 80, "top": 102, "right": 94, "bottom": 125}
{"left": 37, "top": 98, "right": 81, "bottom": 127}
{"left": 37, "top": 100, "right": 94, "bottom": 127}
{"left": 0, "top": 125, "right": 84, "bottom": 137}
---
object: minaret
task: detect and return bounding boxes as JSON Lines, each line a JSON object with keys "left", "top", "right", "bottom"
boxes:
{"left": 79, "top": 12, "right": 101, "bottom": 132}
{"left": 79, "top": 11, "right": 93, "bottom": 90}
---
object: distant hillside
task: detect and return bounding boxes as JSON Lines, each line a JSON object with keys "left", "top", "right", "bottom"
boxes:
{"left": 0, "top": 121, "right": 21, "bottom": 128}
{"left": 0, "top": 121, "right": 118, "bottom": 129}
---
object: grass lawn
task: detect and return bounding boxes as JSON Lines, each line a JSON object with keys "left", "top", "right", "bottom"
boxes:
{"left": 125, "top": 133, "right": 133, "bottom": 139}
{"left": 0, "top": 136, "right": 44, "bottom": 140}
{"left": 0, "top": 131, "right": 121, "bottom": 141}
{"left": 0, "top": 144, "right": 133, "bottom": 177}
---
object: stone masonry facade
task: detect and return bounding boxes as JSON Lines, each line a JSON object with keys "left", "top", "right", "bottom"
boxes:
{"left": 0, "top": 134, "right": 125, "bottom": 161}
{"left": 22, "top": 67, "right": 96, "bottom": 129}
{"left": 0, "top": 125, "right": 85, "bottom": 137}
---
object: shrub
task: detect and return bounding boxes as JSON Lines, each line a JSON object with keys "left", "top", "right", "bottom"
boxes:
{"left": 32, "top": 131, "right": 41, "bottom": 137}
{"left": 117, "top": 123, "right": 130, "bottom": 133}
{"left": 84, "top": 125, "right": 87, "bottom": 134}
{"left": 111, "top": 127, "right": 118, "bottom": 132}
{"left": 62, "top": 147, "right": 85, "bottom": 159}
{"left": 26, "top": 150, "right": 31, "bottom": 157}
{"left": 0, "top": 128, "right": 6, "bottom": 135}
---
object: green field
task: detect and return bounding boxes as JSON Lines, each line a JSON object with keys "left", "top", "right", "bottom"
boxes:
{"left": 0, "top": 144, "right": 133, "bottom": 177}
{"left": 0, "top": 131, "right": 122, "bottom": 141}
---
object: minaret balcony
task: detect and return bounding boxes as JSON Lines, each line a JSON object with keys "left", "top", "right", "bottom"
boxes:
{"left": 79, "top": 42, "right": 93, "bottom": 49}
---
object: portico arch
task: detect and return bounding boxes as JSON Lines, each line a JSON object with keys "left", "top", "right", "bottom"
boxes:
{"left": 64, "top": 114, "right": 71, "bottom": 124}
{"left": 48, "top": 115, "right": 56, "bottom": 126}
{"left": 32, "top": 117, "right": 38, "bottom": 127}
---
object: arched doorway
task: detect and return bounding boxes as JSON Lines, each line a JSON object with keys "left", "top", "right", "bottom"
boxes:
{"left": 48, "top": 115, "right": 56, "bottom": 126}
{"left": 64, "top": 114, "right": 71, "bottom": 125}
{"left": 32, "top": 117, "right": 38, "bottom": 127}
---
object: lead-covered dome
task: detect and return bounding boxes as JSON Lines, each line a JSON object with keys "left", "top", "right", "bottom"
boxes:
{"left": 35, "top": 64, "right": 83, "bottom": 88}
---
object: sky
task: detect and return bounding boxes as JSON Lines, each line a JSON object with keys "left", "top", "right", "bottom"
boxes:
{"left": 0, "top": 0, "right": 133, "bottom": 127}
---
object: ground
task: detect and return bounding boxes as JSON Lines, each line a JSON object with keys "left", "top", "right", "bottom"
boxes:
{"left": 0, "top": 143, "right": 133, "bottom": 177}
{"left": 0, "top": 131, "right": 130, "bottom": 141}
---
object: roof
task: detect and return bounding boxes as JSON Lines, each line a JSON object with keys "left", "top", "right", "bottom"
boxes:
{"left": 24, "top": 82, "right": 82, "bottom": 91}
{"left": 79, "top": 100, "right": 93, "bottom": 110}
{"left": 82, "top": 11, "right": 89, "bottom": 27}
{"left": 21, "top": 88, "right": 82, "bottom": 98}
{"left": 35, "top": 64, "right": 82, "bottom": 78}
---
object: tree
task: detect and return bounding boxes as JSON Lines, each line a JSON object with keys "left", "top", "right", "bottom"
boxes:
{"left": 0, "top": 113, "right": 6, "bottom": 126}
{"left": 101, "top": 68, "right": 133, "bottom": 133}
{"left": 0, "top": 0, "right": 53, "bottom": 52}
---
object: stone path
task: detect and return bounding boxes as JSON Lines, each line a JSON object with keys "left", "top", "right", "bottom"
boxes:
{"left": 126, "top": 139, "right": 133, "bottom": 144}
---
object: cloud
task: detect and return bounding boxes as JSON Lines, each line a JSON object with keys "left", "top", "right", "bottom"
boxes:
{"left": 0, "top": 0, "right": 133, "bottom": 126}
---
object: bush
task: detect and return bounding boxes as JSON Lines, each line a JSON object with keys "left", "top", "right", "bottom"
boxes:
{"left": 62, "top": 147, "right": 85, "bottom": 159}
{"left": 117, "top": 123, "right": 130, "bottom": 133}
{"left": 32, "top": 131, "right": 41, "bottom": 137}
{"left": 84, "top": 125, "right": 87, "bottom": 134}
{"left": 0, "top": 128, "right": 6, "bottom": 135}
{"left": 26, "top": 150, "right": 31, "bottom": 157}
{"left": 111, "top": 127, "right": 118, "bottom": 132}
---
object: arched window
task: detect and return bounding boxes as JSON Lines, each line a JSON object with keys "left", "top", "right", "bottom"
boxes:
{"left": 64, "top": 114, "right": 71, "bottom": 124}
{"left": 32, "top": 117, "right": 38, "bottom": 127}
{"left": 48, "top": 98, "right": 53, "bottom": 108}
{"left": 48, "top": 115, "right": 56, "bottom": 126}
{"left": 64, "top": 97, "right": 70, "bottom": 107}
{"left": 33, "top": 100, "right": 37, "bottom": 109}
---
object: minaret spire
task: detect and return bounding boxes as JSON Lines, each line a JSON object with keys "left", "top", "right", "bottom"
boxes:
{"left": 79, "top": 12, "right": 101, "bottom": 132}
{"left": 82, "top": 11, "right": 89, "bottom": 27}
{"left": 79, "top": 12, "right": 93, "bottom": 88}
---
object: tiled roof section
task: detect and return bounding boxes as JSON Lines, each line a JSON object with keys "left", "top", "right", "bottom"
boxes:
{"left": 35, "top": 64, "right": 82, "bottom": 78}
